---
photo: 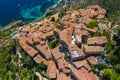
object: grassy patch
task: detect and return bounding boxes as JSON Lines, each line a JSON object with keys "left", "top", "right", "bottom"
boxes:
{"left": 87, "top": 21, "right": 98, "bottom": 29}
{"left": 48, "top": 35, "right": 60, "bottom": 49}
{"left": 55, "top": 22, "right": 63, "bottom": 30}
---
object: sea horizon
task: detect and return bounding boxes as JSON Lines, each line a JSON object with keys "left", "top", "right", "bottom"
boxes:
{"left": 0, "top": 0, "right": 59, "bottom": 27}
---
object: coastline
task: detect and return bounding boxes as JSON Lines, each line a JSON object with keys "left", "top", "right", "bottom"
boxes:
{"left": 0, "top": 0, "right": 62, "bottom": 31}
{"left": 35, "top": 0, "right": 64, "bottom": 20}
{"left": 0, "top": 20, "right": 23, "bottom": 32}
{"left": 33, "top": 0, "right": 62, "bottom": 21}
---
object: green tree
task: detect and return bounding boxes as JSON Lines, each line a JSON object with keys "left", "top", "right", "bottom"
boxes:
{"left": 39, "top": 61, "right": 47, "bottom": 70}
{"left": 105, "top": 54, "right": 118, "bottom": 65}
{"left": 116, "top": 76, "right": 120, "bottom": 80}
{"left": 103, "top": 69, "right": 118, "bottom": 80}
{"left": 117, "top": 26, "right": 120, "bottom": 35}
{"left": 103, "top": 30, "right": 111, "bottom": 40}
{"left": 114, "top": 64, "right": 120, "bottom": 74}
{"left": 105, "top": 40, "right": 116, "bottom": 54}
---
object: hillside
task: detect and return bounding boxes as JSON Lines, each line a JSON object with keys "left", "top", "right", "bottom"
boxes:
{"left": 0, "top": 0, "right": 120, "bottom": 80}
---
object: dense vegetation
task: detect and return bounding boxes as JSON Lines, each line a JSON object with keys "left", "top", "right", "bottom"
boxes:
{"left": 0, "top": 29, "right": 47, "bottom": 79}
{"left": 101, "top": 19, "right": 120, "bottom": 80}
{"left": 92, "top": 27, "right": 120, "bottom": 80}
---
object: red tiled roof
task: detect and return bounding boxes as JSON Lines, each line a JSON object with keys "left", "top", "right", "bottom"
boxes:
{"left": 21, "top": 26, "right": 30, "bottom": 32}
{"left": 70, "top": 65, "right": 84, "bottom": 80}
{"left": 86, "top": 5, "right": 101, "bottom": 10}
{"left": 18, "top": 36, "right": 38, "bottom": 57}
{"left": 39, "top": 20, "right": 55, "bottom": 33}
{"left": 33, "top": 37, "right": 40, "bottom": 43}
{"left": 18, "top": 36, "right": 27, "bottom": 42}
{"left": 26, "top": 48, "right": 38, "bottom": 57}
{"left": 27, "top": 37, "right": 34, "bottom": 45}
{"left": 57, "top": 58, "right": 70, "bottom": 70}
{"left": 70, "top": 65, "right": 99, "bottom": 80}
{"left": 87, "top": 56, "right": 98, "bottom": 65}
{"left": 59, "top": 27, "right": 73, "bottom": 44}
{"left": 98, "top": 8, "right": 106, "bottom": 15}
{"left": 60, "top": 21, "right": 70, "bottom": 27}
{"left": 97, "top": 14, "right": 105, "bottom": 19}
{"left": 57, "top": 58, "right": 65, "bottom": 70}
{"left": 80, "top": 23, "right": 98, "bottom": 33}
{"left": 51, "top": 47, "right": 64, "bottom": 60}
{"left": 47, "top": 60, "right": 57, "bottom": 79}
{"left": 62, "top": 68, "right": 70, "bottom": 74}
{"left": 33, "top": 54, "right": 47, "bottom": 64}
{"left": 83, "top": 63, "right": 91, "bottom": 71}
{"left": 36, "top": 44, "right": 51, "bottom": 60}
{"left": 74, "top": 28, "right": 89, "bottom": 36}
{"left": 87, "top": 36, "right": 107, "bottom": 45}
{"left": 83, "top": 45, "right": 102, "bottom": 54}
{"left": 69, "top": 44, "right": 85, "bottom": 57}
{"left": 58, "top": 72, "right": 72, "bottom": 80}
{"left": 75, "top": 34, "right": 82, "bottom": 44}
{"left": 73, "top": 59, "right": 87, "bottom": 68}
{"left": 98, "top": 23, "right": 108, "bottom": 30}
{"left": 62, "top": 14, "right": 71, "bottom": 21}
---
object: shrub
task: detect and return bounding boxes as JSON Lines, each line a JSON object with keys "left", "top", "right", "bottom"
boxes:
{"left": 55, "top": 23, "right": 63, "bottom": 30}
{"left": 48, "top": 36, "right": 60, "bottom": 49}
{"left": 97, "top": 64, "right": 112, "bottom": 69}
{"left": 87, "top": 21, "right": 98, "bottom": 29}
{"left": 103, "top": 69, "right": 119, "bottom": 80}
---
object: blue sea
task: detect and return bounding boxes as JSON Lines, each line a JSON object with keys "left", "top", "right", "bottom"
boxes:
{"left": 0, "top": 0, "right": 59, "bottom": 27}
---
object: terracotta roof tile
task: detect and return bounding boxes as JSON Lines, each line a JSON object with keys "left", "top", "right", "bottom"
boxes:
{"left": 57, "top": 58, "right": 65, "bottom": 70}
{"left": 26, "top": 48, "right": 38, "bottom": 57}
{"left": 86, "top": 5, "right": 101, "bottom": 10}
{"left": 47, "top": 60, "right": 57, "bottom": 79}
{"left": 83, "top": 63, "right": 91, "bottom": 71}
{"left": 21, "top": 26, "right": 30, "bottom": 32}
{"left": 62, "top": 14, "right": 71, "bottom": 21}
{"left": 62, "top": 68, "right": 70, "bottom": 74}
{"left": 39, "top": 20, "right": 55, "bottom": 33}
{"left": 98, "top": 8, "right": 106, "bottom": 15}
{"left": 58, "top": 72, "right": 72, "bottom": 80}
{"left": 33, "top": 37, "right": 40, "bottom": 44}
{"left": 74, "top": 28, "right": 89, "bottom": 36}
{"left": 18, "top": 36, "right": 27, "bottom": 42}
{"left": 60, "top": 21, "right": 70, "bottom": 28}
{"left": 87, "top": 56, "right": 98, "bottom": 65}
{"left": 70, "top": 65, "right": 99, "bottom": 80}
{"left": 83, "top": 45, "right": 102, "bottom": 54}
{"left": 98, "top": 23, "right": 108, "bottom": 30}
{"left": 33, "top": 54, "right": 47, "bottom": 64}
{"left": 64, "top": 61, "right": 69, "bottom": 68}
{"left": 69, "top": 44, "right": 85, "bottom": 57}
{"left": 27, "top": 37, "right": 34, "bottom": 45}
{"left": 51, "top": 47, "right": 64, "bottom": 60}
{"left": 73, "top": 59, "right": 87, "bottom": 68}
{"left": 57, "top": 58, "right": 70, "bottom": 70}
{"left": 70, "top": 65, "right": 84, "bottom": 80}
{"left": 59, "top": 27, "right": 73, "bottom": 44}
{"left": 79, "top": 23, "right": 98, "bottom": 33}
{"left": 97, "top": 14, "right": 105, "bottom": 19}
{"left": 87, "top": 36, "right": 107, "bottom": 45}
{"left": 36, "top": 44, "right": 51, "bottom": 60}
